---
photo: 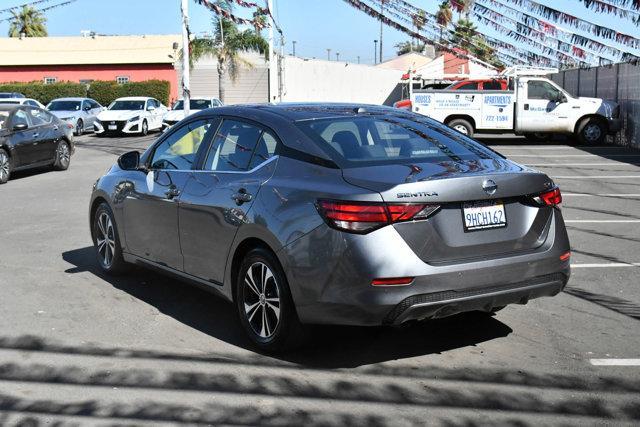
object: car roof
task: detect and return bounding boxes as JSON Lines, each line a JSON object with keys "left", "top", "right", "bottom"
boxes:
{"left": 0, "top": 103, "right": 24, "bottom": 111}
{"left": 50, "top": 97, "right": 89, "bottom": 102}
{"left": 115, "top": 96, "right": 153, "bottom": 101}
{"left": 204, "top": 103, "right": 409, "bottom": 122}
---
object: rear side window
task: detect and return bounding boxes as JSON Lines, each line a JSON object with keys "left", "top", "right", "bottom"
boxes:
{"left": 483, "top": 80, "right": 503, "bottom": 90}
{"left": 457, "top": 82, "right": 478, "bottom": 90}
{"left": 297, "top": 116, "right": 500, "bottom": 167}
{"left": 248, "top": 130, "right": 278, "bottom": 169}
{"left": 204, "top": 120, "right": 262, "bottom": 172}
{"left": 26, "top": 107, "right": 53, "bottom": 125}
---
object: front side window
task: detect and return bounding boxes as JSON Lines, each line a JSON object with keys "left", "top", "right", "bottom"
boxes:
{"left": 48, "top": 100, "right": 81, "bottom": 111}
{"left": 12, "top": 110, "right": 30, "bottom": 128}
{"left": 26, "top": 107, "right": 53, "bottom": 126}
{"left": 528, "top": 81, "right": 562, "bottom": 101}
{"left": 297, "top": 115, "right": 500, "bottom": 166}
{"left": 150, "top": 119, "right": 214, "bottom": 170}
{"left": 204, "top": 120, "right": 262, "bottom": 172}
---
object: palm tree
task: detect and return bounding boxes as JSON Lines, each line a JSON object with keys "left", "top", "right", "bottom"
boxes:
{"left": 436, "top": 1, "right": 453, "bottom": 44}
{"left": 411, "top": 10, "right": 426, "bottom": 51}
{"left": 451, "top": 18, "right": 477, "bottom": 52}
{"left": 189, "top": 18, "right": 268, "bottom": 103}
{"left": 8, "top": 5, "right": 47, "bottom": 37}
{"left": 450, "top": 0, "right": 474, "bottom": 19}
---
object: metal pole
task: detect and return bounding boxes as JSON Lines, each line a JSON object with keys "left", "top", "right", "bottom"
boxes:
{"left": 327, "top": 48, "right": 331, "bottom": 60}
{"left": 357, "top": 56, "right": 360, "bottom": 64}
{"left": 180, "top": 0, "right": 190, "bottom": 116}
{"left": 336, "top": 52, "right": 340, "bottom": 61}
{"left": 292, "top": 40, "right": 296, "bottom": 57}
{"left": 379, "top": 0, "right": 383, "bottom": 63}
{"left": 267, "top": 0, "right": 276, "bottom": 102}
{"left": 374, "top": 40, "right": 378, "bottom": 64}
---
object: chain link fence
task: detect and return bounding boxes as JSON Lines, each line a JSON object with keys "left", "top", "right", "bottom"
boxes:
{"left": 550, "top": 62, "right": 640, "bottom": 148}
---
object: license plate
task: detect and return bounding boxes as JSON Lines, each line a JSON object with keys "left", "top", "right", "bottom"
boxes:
{"left": 462, "top": 200, "right": 507, "bottom": 232}
{"left": 108, "top": 125, "right": 117, "bottom": 130}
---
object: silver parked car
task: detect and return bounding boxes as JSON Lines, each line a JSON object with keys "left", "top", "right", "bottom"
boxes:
{"left": 89, "top": 104, "right": 571, "bottom": 352}
{"left": 47, "top": 97, "right": 104, "bottom": 136}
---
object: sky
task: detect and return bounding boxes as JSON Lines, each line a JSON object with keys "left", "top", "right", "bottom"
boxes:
{"left": 0, "top": 0, "right": 638, "bottom": 66}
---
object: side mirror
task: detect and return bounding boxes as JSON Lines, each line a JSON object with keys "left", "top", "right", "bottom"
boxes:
{"left": 117, "top": 150, "right": 141, "bottom": 171}
{"left": 83, "top": 105, "right": 92, "bottom": 111}
{"left": 12, "top": 123, "right": 28, "bottom": 131}
{"left": 147, "top": 106, "right": 156, "bottom": 112}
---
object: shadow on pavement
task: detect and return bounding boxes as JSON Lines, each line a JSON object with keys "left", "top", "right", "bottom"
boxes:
{"left": 62, "top": 246, "right": 512, "bottom": 368}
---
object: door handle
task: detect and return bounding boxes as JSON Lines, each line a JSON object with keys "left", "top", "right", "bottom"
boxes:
{"left": 524, "top": 104, "right": 529, "bottom": 111}
{"left": 53, "top": 126, "right": 58, "bottom": 130}
{"left": 165, "top": 186, "right": 180, "bottom": 199}
{"left": 231, "top": 189, "right": 253, "bottom": 205}
{"left": 32, "top": 133, "right": 39, "bottom": 138}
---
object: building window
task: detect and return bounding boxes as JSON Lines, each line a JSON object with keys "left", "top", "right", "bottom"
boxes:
{"left": 116, "top": 76, "right": 130, "bottom": 84}
{"left": 43, "top": 77, "right": 57, "bottom": 84}
{"left": 79, "top": 79, "right": 94, "bottom": 85}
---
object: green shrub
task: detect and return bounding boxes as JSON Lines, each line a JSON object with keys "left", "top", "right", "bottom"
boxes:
{"left": 0, "top": 79, "right": 171, "bottom": 106}
{"left": 0, "top": 81, "right": 86, "bottom": 105}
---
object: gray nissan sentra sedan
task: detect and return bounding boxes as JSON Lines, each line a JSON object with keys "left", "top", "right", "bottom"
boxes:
{"left": 89, "top": 103, "right": 571, "bottom": 351}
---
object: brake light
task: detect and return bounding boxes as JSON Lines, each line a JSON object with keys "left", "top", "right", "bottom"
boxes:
{"left": 372, "top": 277, "right": 414, "bottom": 286}
{"left": 539, "top": 187, "right": 562, "bottom": 207}
{"left": 316, "top": 200, "right": 439, "bottom": 233}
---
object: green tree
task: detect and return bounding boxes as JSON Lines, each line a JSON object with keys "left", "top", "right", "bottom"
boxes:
{"left": 450, "top": 0, "right": 474, "bottom": 19}
{"left": 8, "top": 5, "right": 47, "bottom": 37}
{"left": 451, "top": 18, "right": 477, "bottom": 52}
{"left": 436, "top": 1, "right": 453, "bottom": 43}
{"left": 189, "top": 18, "right": 268, "bottom": 103}
{"left": 411, "top": 10, "right": 426, "bottom": 51}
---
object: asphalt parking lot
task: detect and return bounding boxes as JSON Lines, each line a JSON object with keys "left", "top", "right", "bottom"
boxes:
{"left": 1, "top": 132, "right": 639, "bottom": 426}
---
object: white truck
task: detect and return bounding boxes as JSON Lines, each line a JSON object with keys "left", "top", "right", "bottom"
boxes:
{"left": 408, "top": 66, "right": 621, "bottom": 144}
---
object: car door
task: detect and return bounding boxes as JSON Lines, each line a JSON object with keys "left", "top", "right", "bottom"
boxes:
{"left": 122, "top": 118, "right": 217, "bottom": 270}
{"left": 88, "top": 99, "right": 102, "bottom": 127}
{"left": 516, "top": 79, "right": 572, "bottom": 133}
{"left": 179, "top": 118, "right": 279, "bottom": 284}
{"left": 25, "top": 107, "right": 58, "bottom": 162}
{"left": 7, "top": 109, "right": 38, "bottom": 167}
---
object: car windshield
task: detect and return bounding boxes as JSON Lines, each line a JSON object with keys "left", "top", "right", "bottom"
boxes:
{"left": 173, "top": 99, "right": 212, "bottom": 110}
{"left": 109, "top": 100, "right": 145, "bottom": 110}
{"left": 0, "top": 111, "right": 8, "bottom": 130}
{"left": 0, "top": 93, "right": 22, "bottom": 99}
{"left": 48, "top": 101, "right": 81, "bottom": 111}
{"left": 296, "top": 115, "right": 501, "bottom": 167}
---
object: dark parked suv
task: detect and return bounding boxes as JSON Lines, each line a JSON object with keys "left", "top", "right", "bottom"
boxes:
{"left": 90, "top": 104, "right": 571, "bottom": 351}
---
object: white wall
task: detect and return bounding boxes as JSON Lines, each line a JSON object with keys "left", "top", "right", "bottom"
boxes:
{"left": 281, "top": 56, "right": 403, "bottom": 105}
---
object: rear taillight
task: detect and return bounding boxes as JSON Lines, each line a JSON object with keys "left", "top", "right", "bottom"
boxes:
{"left": 538, "top": 187, "right": 562, "bottom": 207}
{"left": 316, "top": 200, "right": 440, "bottom": 233}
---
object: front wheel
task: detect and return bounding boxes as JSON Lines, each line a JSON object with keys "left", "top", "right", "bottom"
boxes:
{"left": 0, "top": 149, "right": 11, "bottom": 184}
{"left": 92, "top": 203, "right": 128, "bottom": 274}
{"left": 577, "top": 118, "right": 606, "bottom": 145}
{"left": 141, "top": 120, "right": 149, "bottom": 136}
{"left": 75, "top": 119, "right": 83, "bottom": 136}
{"left": 446, "top": 118, "right": 474, "bottom": 138}
{"left": 53, "top": 140, "right": 71, "bottom": 171}
{"left": 236, "top": 248, "right": 304, "bottom": 352}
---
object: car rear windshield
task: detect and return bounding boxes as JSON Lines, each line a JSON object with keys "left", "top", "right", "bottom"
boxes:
{"left": 109, "top": 100, "right": 145, "bottom": 111}
{"left": 296, "top": 115, "right": 502, "bottom": 167}
{"left": 48, "top": 101, "right": 81, "bottom": 111}
{"left": 173, "top": 99, "right": 212, "bottom": 110}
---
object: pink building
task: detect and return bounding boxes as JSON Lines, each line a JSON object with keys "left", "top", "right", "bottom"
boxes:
{"left": 0, "top": 35, "right": 181, "bottom": 101}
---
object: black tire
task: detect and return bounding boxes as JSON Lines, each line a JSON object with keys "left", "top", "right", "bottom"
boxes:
{"left": 53, "top": 140, "right": 71, "bottom": 171}
{"left": 236, "top": 247, "right": 305, "bottom": 352}
{"left": 491, "top": 306, "right": 506, "bottom": 313}
{"left": 75, "top": 119, "right": 83, "bottom": 137}
{"left": 447, "top": 118, "right": 474, "bottom": 137}
{"left": 523, "top": 132, "right": 547, "bottom": 142}
{"left": 92, "top": 202, "right": 128, "bottom": 275}
{"left": 577, "top": 117, "right": 606, "bottom": 145}
{"left": 0, "top": 148, "right": 11, "bottom": 184}
{"left": 141, "top": 120, "right": 149, "bottom": 136}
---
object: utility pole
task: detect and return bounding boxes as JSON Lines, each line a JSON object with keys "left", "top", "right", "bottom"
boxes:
{"left": 267, "top": 0, "right": 277, "bottom": 103}
{"left": 357, "top": 56, "right": 360, "bottom": 64}
{"left": 292, "top": 40, "right": 296, "bottom": 57}
{"left": 327, "top": 48, "right": 331, "bottom": 60}
{"left": 180, "top": 0, "right": 190, "bottom": 116}
{"left": 374, "top": 40, "right": 378, "bottom": 64}
{"left": 379, "top": 0, "right": 384, "bottom": 64}
{"left": 336, "top": 52, "right": 340, "bottom": 61}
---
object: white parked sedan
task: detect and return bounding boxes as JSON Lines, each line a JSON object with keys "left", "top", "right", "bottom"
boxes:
{"left": 94, "top": 97, "right": 167, "bottom": 136}
{"left": 0, "top": 97, "right": 46, "bottom": 109}
{"left": 162, "top": 97, "right": 222, "bottom": 129}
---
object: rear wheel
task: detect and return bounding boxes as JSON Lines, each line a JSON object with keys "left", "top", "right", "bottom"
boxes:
{"left": 447, "top": 118, "right": 474, "bottom": 137}
{"left": 92, "top": 202, "right": 128, "bottom": 274}
{"left": 577, "top": 118, "right": 606, "bottom": 145}
{"left": 53, "top": 140, "right": 71, "bottom": 171}
{"left": 236, "top": 247, "right": 304, "bottom": 352}
{"left": 524, "top": 132, "right": 547, "bottom": 142}
{"left": 75, "top": 119, "right": 83, "bottom": 136}
{"left": 0, "top": 149, "right": 11, "bottom": 184}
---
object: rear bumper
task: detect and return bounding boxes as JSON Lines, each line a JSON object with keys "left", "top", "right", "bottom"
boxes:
{"left": 607, "top": 117, "right": 622, "bottom": 134}
{"left": 385, "top": 273, "right": 566, "bottom": 325}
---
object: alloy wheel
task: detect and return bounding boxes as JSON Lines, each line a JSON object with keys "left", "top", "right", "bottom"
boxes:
{"left": 57, "top": 142, "right": 70, "bottom": 168}
{"left": 243, "top": 262, "right": 281, "bottom": 339}
{"left": 95, "top": 212, "right": 116, "bottom": 268}
{"left": 584, "top": 123, "right": 602, "bottom": 142}
{"left": 454, "top": 124, "right": 469, "bottom": 135}
{"left": 0, "top": 152, "right": 9, "bottom": 182}
{"left": 76, "top": 120, "right": 83, "bottom": 136}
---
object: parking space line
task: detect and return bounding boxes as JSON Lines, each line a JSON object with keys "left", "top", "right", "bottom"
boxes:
{"left": 590, "top": 359, "right": 640, "bottom": 366}
{"left": 526, "top": 163, "right": 640, "bottom": 166}
{"left": 563, "top": 193, "right": 640, "bottom": 197}
{"left": 509, "top": 154, "right": 640, "bottom": 158}
{"left": 572, "top": 263, "right": 640, "bottom": 268}
{"left": 496, "top": 146, "right": 618, "bottom": 150}
{"left": 565, "top": 220, "right": 640, "bottom": 223}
